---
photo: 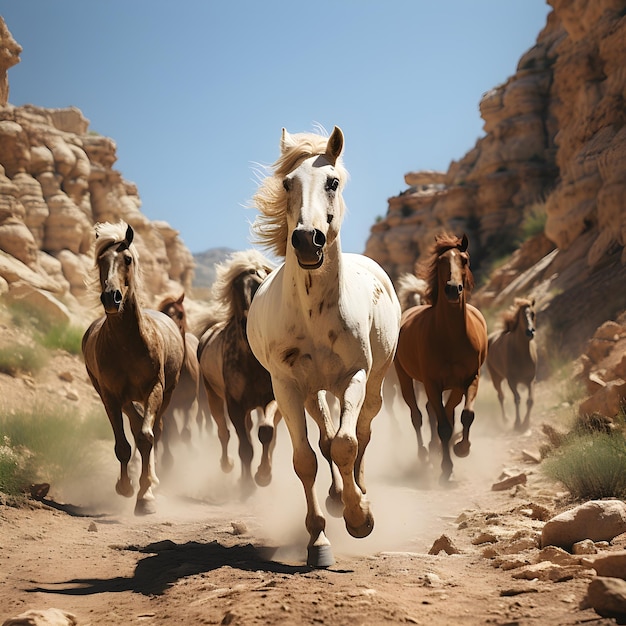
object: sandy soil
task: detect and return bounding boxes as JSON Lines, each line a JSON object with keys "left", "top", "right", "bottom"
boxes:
{"left": 0, "top": 345, "right": 623, "bottom": 626}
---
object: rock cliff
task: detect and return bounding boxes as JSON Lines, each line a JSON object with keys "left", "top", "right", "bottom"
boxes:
{"left": 366, "top": 0, "right": 625, "bottom": 292}
{"left": 0, "top": 17, "right": 194, "bottom": 325}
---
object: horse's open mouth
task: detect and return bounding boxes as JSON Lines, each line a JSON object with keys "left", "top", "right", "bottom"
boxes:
{"left": 297, "top": 252, "right": 324, "bottom": 270}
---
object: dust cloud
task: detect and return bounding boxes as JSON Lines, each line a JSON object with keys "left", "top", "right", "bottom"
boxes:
{"left": 55, "top": 380, "right": 518, "bottom": 564}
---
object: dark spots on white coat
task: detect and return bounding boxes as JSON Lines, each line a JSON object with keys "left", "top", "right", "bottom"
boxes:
{"left": 282, "top": 347, "right": 300, "bottom": 367}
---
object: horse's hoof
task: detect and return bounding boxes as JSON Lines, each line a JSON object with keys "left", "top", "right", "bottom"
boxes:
{"left": 221, "top": 458, "right": 235, "bottom": 474}
{"left": 115, "top": 480, "right": 134, "bottom": 498}
{"left": 325, "top": 494, "right": 344, "bottom": 518}
{"left": 134, "top": 498, "right": 156, "bottom": 516}
{"left": 307, "top": 544, "right": 335, "bottom": 568}
{"left": 254, "top": 470, "right": 272, "bottom": 487}
{"left": 453, "top": 440, "right": 471, "bottom": 458}
{"left": 257, "top": 424, "right": 274, "bottom": 445}
{"left": 345, "top": 511, "right": 374, "bottom": 538}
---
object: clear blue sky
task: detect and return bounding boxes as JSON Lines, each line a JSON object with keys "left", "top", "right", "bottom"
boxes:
{"left": 2, "top": 1, "right": 550, "bottom": 255}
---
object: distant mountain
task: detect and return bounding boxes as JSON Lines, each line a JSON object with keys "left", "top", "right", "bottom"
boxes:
{"left": 192, "top": 247, "right": 234, "bottom": 290}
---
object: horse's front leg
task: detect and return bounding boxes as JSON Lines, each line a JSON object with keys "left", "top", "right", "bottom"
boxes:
{"left": 125, "top": 399, "right": 159, "bottom": 516}
{"left": 275, "top": 382, "right": 332, "bottom": 568}
{"left": 227, "top": 400, "right": 255, "bottom": 497}
{"left": 255, "top": 400, "right": 282, "bottom": 487}
{"left": 306, "top": 392, "right": 343, "bottom": 517}
{"left": 333, "top": 369, "right": 374, "bottom": 539}
{"left": 395, "top": 359, "right": 428, "bottom": 463}
{"left": 102, "top": 395, "right": 133, "bottom": 498}
{"left": 453, "top": 376, "right": 479, "bottom": 458}
{"left": 204, "top": 382, "right": 234, "bottom": 473}
{"left": 521, "top": 380, "right": 534, "bottom": 432}
{"left": 424, "top": 382, "right": 453, "bottom": 483}
{"left": 508, "top": 380, "right": 523, "bottom": 431}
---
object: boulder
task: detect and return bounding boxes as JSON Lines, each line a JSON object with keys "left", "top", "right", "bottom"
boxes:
{"left": 541, "top": 500, "right": 626, "bottom": 550}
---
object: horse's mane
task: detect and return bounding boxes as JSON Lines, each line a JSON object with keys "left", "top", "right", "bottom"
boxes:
{"left": 89, "top": 220, "right": 145, "bottom": 308}
{"left": 419, "top": 232, "right": 474, "bottom": 304}
{"left": 251, "top": 129, "right": 348, "bottom": 257}
{"left": 501, "top": 297, "right": 534, "bottom": 332}
{"left": 211, "top": 249, "right": 274, "bottom": 322}
{"left": 396, "top": 273, "right": 429, "bottom": 311}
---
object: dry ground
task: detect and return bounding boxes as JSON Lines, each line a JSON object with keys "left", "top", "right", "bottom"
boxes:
{"left": 0, "top": 338, "right": 623, "bottom": 625}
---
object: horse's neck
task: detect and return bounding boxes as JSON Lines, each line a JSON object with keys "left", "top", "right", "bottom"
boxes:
{"left": 286, "top": 241, "right": 342, "bottom": 305}
{"left": 106, "top": 297, "right": 149, "bottom": 343}
{"left": 434, "top": 293, "right": 468, "bottom": 331}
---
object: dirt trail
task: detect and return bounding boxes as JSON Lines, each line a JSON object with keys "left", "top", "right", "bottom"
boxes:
{"left": 0, "top": 372, "right": 621, "bottom": 625}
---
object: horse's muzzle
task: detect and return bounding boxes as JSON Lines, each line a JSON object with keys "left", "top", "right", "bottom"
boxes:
{"left": 101, "top": 289, "right": 123, "bottom": 314}
{"left": 444, "top": 282, "right": 463, "bottom": 302}
{"left": 291, "top": 228, "right": 325, "bottom": 269}
{"left": 526, "top": 328, "right": 536, "bottom": 339}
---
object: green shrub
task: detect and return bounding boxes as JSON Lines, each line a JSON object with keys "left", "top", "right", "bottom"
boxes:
{"left": 0, "top": 344, "right": 48, "bottom": 376}
{"left": 41, "top": 323, "right": 84, "bottom": 355}
{"left": 0, "top": 404, "right": 112, "bottom": 493}
{"left": 521, "top": 201, "right": 547, "bottom": 240}
{"left": 542, "top": 430, "right": 626, "bottom": 500}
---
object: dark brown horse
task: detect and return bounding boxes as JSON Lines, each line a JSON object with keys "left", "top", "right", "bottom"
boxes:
{"left": 394, "top": 233, "right": 488, "bottom": 483}
{"left": 158, "top": 293, "right": 207, "bottom": 468}
{"left": 82, "top": 221, "right": 184, "bottom": 514}
{"left": 486, "top": 297, "right": 537, "bottom": 432}
{"left": 196, "top": 249, "right": 280, "bottom": 494}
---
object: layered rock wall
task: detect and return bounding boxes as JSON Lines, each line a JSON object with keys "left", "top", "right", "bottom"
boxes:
{"left": 366, "top": 1, "right": 626, "bottom": 285}
{"left": 0, "top": 18, "right": 194, "bottom": 322}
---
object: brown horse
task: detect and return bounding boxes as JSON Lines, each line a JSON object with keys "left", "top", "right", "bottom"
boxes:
{"left": 82, "top": 221, "right": 185, "bottom": 514}
{"left": 158, "top": 293, "right": 207, "bottom": 468}
{"left": 486, "top": 298, "right": 537, "bottom": 432}
{"left": 394, "top": 233, "right": 488, "bottom": 483}
{"left": 196, "top": 249, "right": 280, "bottom": 494}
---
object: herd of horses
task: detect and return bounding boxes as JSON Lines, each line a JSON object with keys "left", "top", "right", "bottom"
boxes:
{"left": 81, "top": 126, "right": 538, "bottom": 567}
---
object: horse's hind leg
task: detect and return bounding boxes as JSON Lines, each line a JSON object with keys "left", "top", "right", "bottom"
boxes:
{"left": 395, "top": 360, "right": 428, "bottom": 463}
{"left": 490, "top": 371, "right": 507, "bottom": 422}
{"left": 228, "top": 402, "right": 255, "bottom": 496}
{"left": 255, "top": 400, "right": 281, "bottom": 487}
{"left": 521, "top": 380, "right": 534, "bottom": 432}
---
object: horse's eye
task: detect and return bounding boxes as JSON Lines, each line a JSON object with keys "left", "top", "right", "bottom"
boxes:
{"left": 326, "top": 177, "right": 339, "bottom": 192}
{"left": 327, "top": 214, "right": 334, "bottom": 224}
{"left": 124, "top": 255, "right": 132, "bottom": 266}
{"left": 283, "top": 178, "right": 291, "bottom": 192}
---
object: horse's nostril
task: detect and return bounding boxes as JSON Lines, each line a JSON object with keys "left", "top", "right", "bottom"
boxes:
{"left": 458, "top": 284, "right": 463, "bottom": 294}
{"left": 312, "top": 229, "right": 326, "bottom": 249}
{"left": 113, "top": 290, "right": 123, "bottom": 305}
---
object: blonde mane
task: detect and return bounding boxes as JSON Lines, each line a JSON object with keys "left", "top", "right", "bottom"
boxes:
{"left": 251, "top": 130, "right": 349, "bottom": 257}
{"left": 92, "top": 220, "right": 145, "bottom": 308}
{"left": 211, "top": 249, "right": 274, "bottom": 321}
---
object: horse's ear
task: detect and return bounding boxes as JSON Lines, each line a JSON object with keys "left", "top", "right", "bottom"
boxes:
{"left": 531, "top": 298, "right": 536, "bottom": 307}
{"left": 280, "top": 128, "right": 296, "bottom": 153}
{"left": 459, "top": 233, "right": 469, "bottom": 252}
{"left": 325, "top": 126, "right": 344, "bottom": 164}
{"left": 125, "top": 224, "right": 134, "bottom": 246}
{"left": 177, "top": 293, "right": 185, "bottom": 305}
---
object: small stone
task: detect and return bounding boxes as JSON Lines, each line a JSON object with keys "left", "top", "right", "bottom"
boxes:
{"left": 88, "top": 521, "right": 98, "bottom": 532}
{"left": 491, "top": 473, "right": 527, "bottom": 491}
{"left": 231, "top": 521, "right": 248, "bottom": 535}
{"left": 428, "top": 534, "right": 461, "bottom": 555}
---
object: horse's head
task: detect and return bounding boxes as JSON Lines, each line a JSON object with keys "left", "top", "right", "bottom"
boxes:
{"left": 94, "top": 223, "right": 138, "bottom": 315}
{"left": 436, "top": 233, "right": 472, "bottom": 304}
{"left": 280, "top": 126, "right": 346, "bottom": 270}
{"left": 159, "top": 293, "right": 186, "bottom": 334}
{"left": 232, "top": 266, "right": 270, "bottom": 318}
{"left": 519, "top": 298, "right": 536, "bottom": 339}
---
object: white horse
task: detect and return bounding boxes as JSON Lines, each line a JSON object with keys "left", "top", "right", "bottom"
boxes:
{"left": 247, "top": 126, "right": 401, "bottom": 568}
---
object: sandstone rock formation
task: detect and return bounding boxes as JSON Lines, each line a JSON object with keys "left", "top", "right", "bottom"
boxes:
{"left": 0, "top": 18, "right": 194, "bottom": 325}
{"left": 366, "top": 1, "right": 626, "bottom": 299}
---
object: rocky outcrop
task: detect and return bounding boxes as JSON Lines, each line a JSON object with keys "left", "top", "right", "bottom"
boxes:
{"left": 366, "top": 1, "right": 626, "bottom": 292}
{"left": 0, "top": 18, "right": 194, "bottom": 323}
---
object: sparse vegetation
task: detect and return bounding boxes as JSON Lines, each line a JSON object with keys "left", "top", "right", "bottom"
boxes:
{"left": 542, "top": 425, "right": 626, "bottom": 500}
{"left": 41, "top": 323, "right": 84, "bottom": 355}
{"left": 0, "top": 344, "right": 48, "bottom": 376}
{"left": 521, "top": 201, "right": 547, "bottom": 241}
{"left": 0, "top": 404, "right": 112, "bottom": 496}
